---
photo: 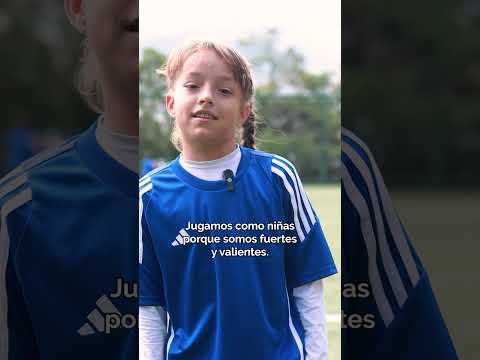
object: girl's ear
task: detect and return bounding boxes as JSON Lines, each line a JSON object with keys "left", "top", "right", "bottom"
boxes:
{"left": 240, "top": 102, "right": 252, "bottom": 125}
{"left": 165, "top": 94, "right": 176, "bottom": 118}
{"left": 64, "top": 0, "right": 86, "bottom": 33}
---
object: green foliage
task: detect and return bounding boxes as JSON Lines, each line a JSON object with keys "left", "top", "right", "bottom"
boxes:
{"left": 256, "top": 91, "right": 340, "bottom": 181}
{"left": 139, "top": 48, "right": 178, "bottom": 163}
{"left": 239, "top": 30, "right": 340, "bottom": 181}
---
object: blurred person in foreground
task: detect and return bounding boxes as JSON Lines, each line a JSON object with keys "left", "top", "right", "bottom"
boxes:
{"left": 0, "top": 0, "right": 139, "bottom": 359}
{"left": 341, "top": 128, "right": 457, "bottom": 359}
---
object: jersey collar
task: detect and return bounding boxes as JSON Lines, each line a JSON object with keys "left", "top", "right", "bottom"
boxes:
{"left": 170, "top": 146, "right": 252, "bottom": 191}
{"left": 75, "top": 121, "right": 138, "bottom": 198}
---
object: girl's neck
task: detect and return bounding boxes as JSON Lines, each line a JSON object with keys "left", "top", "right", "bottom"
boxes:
{"left": 101, "top": 80, "right": 139, "bottom": 137}
{"left": 182, "top": 141, "right": 238, "bottom": 161}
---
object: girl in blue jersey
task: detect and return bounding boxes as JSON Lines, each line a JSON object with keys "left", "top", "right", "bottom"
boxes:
{"left": 139, "top": 41, "right": 337, "bottom": 360}
{"left": 0, "top": 1, "right": 138, "bottom": 359}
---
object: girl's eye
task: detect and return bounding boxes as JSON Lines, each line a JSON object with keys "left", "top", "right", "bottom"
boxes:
{"left": 184, "top": 83, "right": 198, "bottom": 89}
{"left": 219, "top": 88, "right": 232, "bottom": 95}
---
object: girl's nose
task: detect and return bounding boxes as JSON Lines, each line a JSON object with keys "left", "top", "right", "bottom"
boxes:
{"left": 198, "top": 88, "right": 213, "bottom": 105}
{"left": 199, "top": 96, "right": 213, "bottom": 105}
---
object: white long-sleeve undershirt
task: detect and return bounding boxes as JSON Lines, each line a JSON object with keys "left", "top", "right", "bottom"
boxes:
{"left": 95, "top": 116, "right": 139, "bottom": 174}
{"left": 140, "top": 306, "right": 168, "bottom": 360}
{"left": 293, "top": 279, "right": 328, "bottom": 360}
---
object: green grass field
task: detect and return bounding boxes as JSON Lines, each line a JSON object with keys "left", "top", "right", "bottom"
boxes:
{"left": 391, "top": 191, "right": 479, "bottom": 360}
{"left": 305, "top": 184, "right": 341, "bottom": 360}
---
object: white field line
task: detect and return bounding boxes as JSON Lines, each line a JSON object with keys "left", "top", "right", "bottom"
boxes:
{"left": 326, "top": 313, "right": 341, "bottom": 323}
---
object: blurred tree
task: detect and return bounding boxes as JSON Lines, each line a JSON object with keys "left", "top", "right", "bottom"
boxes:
{"left": 342, "top": 0, "right": 480, "bottom": 187}
{"left": 238, "top": 30, "right": 340, "bottom": 181}
{"left": 139, "top": 48, "right": 178, "bottom": 163}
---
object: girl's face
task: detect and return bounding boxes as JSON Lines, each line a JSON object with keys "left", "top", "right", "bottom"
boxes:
{"left": 67, "top": 0, "right": 139, "bottom": 90}
{"left": 166, "top": 49, "right": 251, "bottom": 152}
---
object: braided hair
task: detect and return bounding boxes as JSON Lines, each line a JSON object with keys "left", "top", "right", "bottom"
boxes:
{"left": 242, "top": 112, "right": 256, "bottom": 149}
{"left": 75, "top": 36, "right": 103, "bottom": 113}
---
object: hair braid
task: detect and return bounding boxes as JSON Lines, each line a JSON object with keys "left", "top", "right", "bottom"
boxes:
{"left": 75, "top": 36, "right": 103, "bottom": 113}
{"left": 242, "top": 112, "right": 256, "bottom": 149}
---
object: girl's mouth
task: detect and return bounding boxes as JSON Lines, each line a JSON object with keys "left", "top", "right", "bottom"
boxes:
{"left": 192, "top": 110, "right": 218, "bottom": 120}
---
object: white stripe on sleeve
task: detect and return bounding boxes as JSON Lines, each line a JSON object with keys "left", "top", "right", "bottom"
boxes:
{"left": 275, "top": 155, "right": 316, "bottom": 224}
{"left": 0, "top": 188, "right": 33, "bottom": 360}
{"left": 342, "top": 128, "right": 420, "bottom": 286}
{"left": 272, "top": 166, "right": 305, "bottom": 242}
{"left": 139, "top": 182, "right": 153, "bottom": 264}
{"left": 342, "top": 164, "right": 394, "bottom": 326}
{"left": 272, "top": 159, "right": 312, "bottom": 234}
{"left": 343, "top": 142, "right": 408, "bottom": 308}
{"left": 0, "top": 173, "right": 28, "bottom": 199}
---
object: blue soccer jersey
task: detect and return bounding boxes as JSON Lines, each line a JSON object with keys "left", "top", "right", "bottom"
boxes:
{"left": 341, "top": 128, "right": 458, "bottom": 359}
{"left": 0, "top": 122, "right": 138, "bottom": 359}
{"left": 139, "top": 147, "right": 337, "bottom": 360}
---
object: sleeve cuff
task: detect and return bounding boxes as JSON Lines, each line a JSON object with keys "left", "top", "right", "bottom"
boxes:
{"left": 288, "top": 263, "right": 338, "bottom": 289}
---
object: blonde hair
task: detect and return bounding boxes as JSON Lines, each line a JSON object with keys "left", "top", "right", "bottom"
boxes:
{"left": 158, "top": 40, "right": 257, "bottom": 150}
{"left": 75, "top": 37, "right": 104, "bottom": 113}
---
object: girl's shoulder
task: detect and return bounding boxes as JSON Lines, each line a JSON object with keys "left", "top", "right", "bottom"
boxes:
{"left": 139, "top": 161, "right": 171, "bottom": 184}
{"left": 139, "top": 159, "right": 174, "bottom": 195}
{"left": 244, "top": 147, "right": 300, "bottom": 176}
{"left": 242, "top": 147, "right": 304, "bottom": 196}
{"left": 243, "top": 147, "right": 298, "bottom": 169}
{"left": 0, "top": 131, "right": 83, "bottom": 210}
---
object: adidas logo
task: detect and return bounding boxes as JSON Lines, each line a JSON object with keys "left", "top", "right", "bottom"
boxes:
{"left": 78, "top": 294, "right": 136, "bottom": 335}
{"left": 78, "top": 295, "right": 121, "bottom": 335}
{"left": 172, "top": 228, "right": 190, "bottom": 246}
